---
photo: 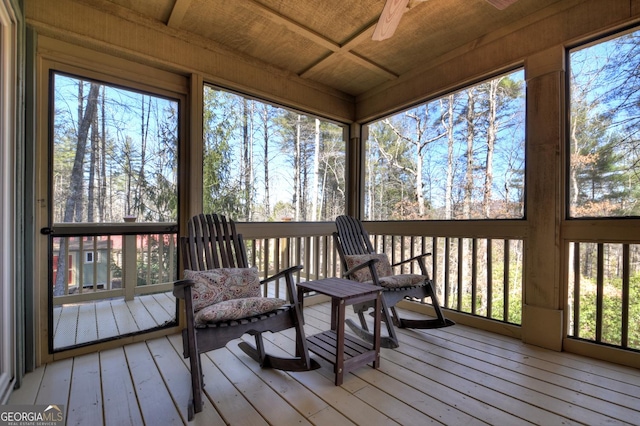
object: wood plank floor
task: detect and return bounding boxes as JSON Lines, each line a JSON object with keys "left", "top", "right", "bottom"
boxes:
{"left": 11, "top": 302, "right": 640, "bottom": 425}
{"left": 52, "top": 292, "right": 177, "bottom": 349}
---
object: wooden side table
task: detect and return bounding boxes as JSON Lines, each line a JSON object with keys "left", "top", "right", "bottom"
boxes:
{"left": 297, "top": 277, "right": 383, "bottom": 385}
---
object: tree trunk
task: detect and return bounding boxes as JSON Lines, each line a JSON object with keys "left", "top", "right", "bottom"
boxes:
{"left": 261, "top": 105, "right": 270, "bottom": 217}
{"left": 241, "top": 98, "right": 252, "bottom": 220}
{"left": 312, "top": 119, "right": 320, "bottom": 220}
{"left": 483, "top": 79, "right": 499, "bottom": 218}
{"left": 54, "top": 82, "right": 100, "bottom": 296}
{"left": 415, "top": 114, "right": 425, "bottom": 217}
{"left": 464, "top": 90, "right": 476, "bottom": 219}
{"left": 445, "top": 96, "right": 455, "bottom": 220}
{"left": 100, "top": 86, "right": 107, "bottom": 221}
{"left": 293, "top": 115, "right": 301, "bottom": 221}
{"left": 137, "top": 95, "right": 151, "bottom": 218}
{"left": 87, "top": 114, "right": 97, "bottom": 222}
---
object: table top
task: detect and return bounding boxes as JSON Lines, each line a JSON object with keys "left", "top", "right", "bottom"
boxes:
{"left": 297, "top": 277, "right": 383, "bottom": 298}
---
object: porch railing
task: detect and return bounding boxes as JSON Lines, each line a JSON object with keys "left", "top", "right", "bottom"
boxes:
{"left": 47, "top": 220, "right": 640, "bottom": 352}
{"left": 568, "top": 241, "right": 640, "bottom": 351}
{"left": 239, "top": 220, "right": 525, "bottom": 326}
{"left": 49, "top": 221, "right": 525, "bottom": 324}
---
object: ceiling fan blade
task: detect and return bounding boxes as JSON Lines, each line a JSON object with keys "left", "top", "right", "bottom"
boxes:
{"left": 372, "top": 0, "right": 410, "bottom": 41}
{"left": 485, "top": 0, "right": 518, "bottom": 10}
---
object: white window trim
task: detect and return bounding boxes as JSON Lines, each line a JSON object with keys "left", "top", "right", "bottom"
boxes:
{"left": 0, "top": 0, "right": 17, "bottom": 404}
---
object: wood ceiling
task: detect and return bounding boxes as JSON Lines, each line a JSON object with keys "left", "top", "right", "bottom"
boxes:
{"left": 91, "top": 0, "right": 561, "bottom": 97}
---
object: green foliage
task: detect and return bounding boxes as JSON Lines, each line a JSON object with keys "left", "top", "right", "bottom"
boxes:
{"left": 573, "top": 273, "right": 640, "bottom": 349}
{"left": 570, "top": 31, "right": 640, "bottom": 217}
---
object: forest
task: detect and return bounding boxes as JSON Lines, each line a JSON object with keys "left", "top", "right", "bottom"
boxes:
{"left": 365, "top": 70, "right": 526, "bottom": 221}
{"left": 201, "top": 86, "right": 346, "bottom": 222}
{"left": 52, "top": 74, "right": 179, "bottom": 224}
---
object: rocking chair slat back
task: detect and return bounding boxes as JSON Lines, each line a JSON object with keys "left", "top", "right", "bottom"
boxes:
{"left": 335, "top": 215, "right": 375, "bottom": 255}
{"left": 182, "top": 213, "right": 249, "bottom": 270}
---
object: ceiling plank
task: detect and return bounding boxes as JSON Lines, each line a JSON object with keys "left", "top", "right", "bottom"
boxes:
{"left": 167, "top": 0, "right": 192, "bottom": 28}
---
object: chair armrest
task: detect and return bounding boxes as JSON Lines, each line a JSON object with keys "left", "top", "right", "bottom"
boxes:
{"left": 173, "top": 279, "right": 195, "bottom": 299}
{"left": 343, "top": 258, "right": 379, "bottom": 279}
{"left": 260, "top": 265, "right": 304, "bottom": 284}
{"left": 391, "top": 252, "right": 432, "bottom": 268}
{"left": 391, "top": 252, "right": 432, "bottom": 276}
{"left": 261, "top": 265, "right": 304, "bottom": 304}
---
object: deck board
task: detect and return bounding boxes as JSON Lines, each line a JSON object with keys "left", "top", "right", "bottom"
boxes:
{"left": 54, "top": 305, "right": 79, "bottom": 348}
{"left": 53, "top": 292, "right": 177, "bottom": 349}
{"left": 76, "top": 304, "right": 98, "bottom": 344}
{"left": 226, "top": 337, "right": 337, "bottom": 419}
{"left": 34, "top": 358, "right": 72, "bottom": 407}
{"left": 10, "top": 301, "right": 640, "bottom": 425}
{"left": 124, "top": 342, "right": 183, "bottom": 425}
{"left": 209, "top": 348, "right": 313, "bottom": 425}
{"left": 95, "top": 302, "right": 119, "bottom": 340}
{"left": 66, "top": 353, "right": 103, "bottom": 426}
{"left": 167, "top": 335, "right": 267, "bottom": 426}
{"left": 99, "top": 347, "right": 144, "bottom": 426}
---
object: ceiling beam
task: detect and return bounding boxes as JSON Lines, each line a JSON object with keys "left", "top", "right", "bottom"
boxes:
{"left": 244, "top": 0, "right": 397, "bottom": 81}
{"left": 167, "top": 0, "right": 192, "bottom": 28}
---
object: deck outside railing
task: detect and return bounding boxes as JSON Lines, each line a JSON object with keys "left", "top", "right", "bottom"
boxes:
{"left": 50, "top": 223, "right": 178, "bottom": 306}
{"left": 365, "top": 234, "right": 524, "bottom": 325}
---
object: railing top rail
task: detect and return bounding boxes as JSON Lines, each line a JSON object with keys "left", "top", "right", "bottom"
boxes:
{"left": 45, "top": 222, "right": 178, "bottom": 237}
{"left": 363, "top": 219, "right": 527, "bottom": 239}
{"left": 236, "top": 221, "right": 336, "bottom": 239}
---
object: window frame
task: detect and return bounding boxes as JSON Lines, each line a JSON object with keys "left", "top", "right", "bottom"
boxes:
{"left": 35, "top": 42, "right": 188, "bottom": 358}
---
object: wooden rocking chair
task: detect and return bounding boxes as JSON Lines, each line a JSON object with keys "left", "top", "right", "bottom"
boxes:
{"left": 173, "top": 213, "right": 319, "bottom": 419}
{"left": 333, "top": 215, "right": 454, "bottom": 349}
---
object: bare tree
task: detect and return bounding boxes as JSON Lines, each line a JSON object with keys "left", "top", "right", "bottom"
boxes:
{"left": 443, "top": 96, "right": 455, "bottom": 219}
{"left": 464, "top": 90, "right": 476, "bottom": 219}
{"left": 483, "top": 79, "right": 500, "bottom": 218}
{"left": 54, "top": 82, "right": 100, "bottom": 296}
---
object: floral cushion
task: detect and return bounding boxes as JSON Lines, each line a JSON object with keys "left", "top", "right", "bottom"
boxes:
{"left": 194, "top": 297, "right": 286, "bottom": 325}
{"left": 377, "top": 274, "right": 426, "bottom": 288}
{"left": 344, "top": 253, "right": 393, "bottom": 282}
{"left": 184, "top": 267, "right": 260, "bottom": 312}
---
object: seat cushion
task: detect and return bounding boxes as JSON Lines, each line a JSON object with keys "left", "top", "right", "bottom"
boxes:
{"left": 184, "top": 267, "right": 261, "bottom": 312}
{"left": 194, "top": 297, "right": 287, "bottom": 325}
{"left": 343, "top": 253, "right": 392, "bottom": 282}
{"left": 364, "top": 274, "right": 426, "bottom": 289}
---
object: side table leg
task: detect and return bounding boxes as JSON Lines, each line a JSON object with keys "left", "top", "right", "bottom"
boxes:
{"left": 372, "top": 291, "right": 382, "bottom": 369}
{"left": 335, "top": 298, "right": 345, "bottom": 385}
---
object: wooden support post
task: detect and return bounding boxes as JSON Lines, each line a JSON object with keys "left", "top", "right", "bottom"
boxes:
{"left": 523, "top": 46, "right": 565, "bottom": 351}
{"left": 123, "top": 234, "right": 137, "bottom": 301}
